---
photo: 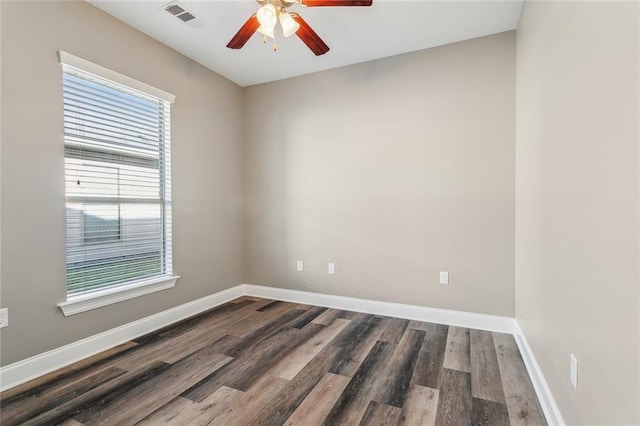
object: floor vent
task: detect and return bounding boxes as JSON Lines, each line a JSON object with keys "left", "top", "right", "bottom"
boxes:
{"left": 163, "top": 2, "right": 206, "bottom": 29}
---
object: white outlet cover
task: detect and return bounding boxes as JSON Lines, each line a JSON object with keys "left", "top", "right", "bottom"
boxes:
{"left": 296, "top": 261, "right": 304, "bottom": 272}
{"left": 328, "top": 263, "right": 336, "bottom": 274}
{"left": 570, "top": 353, "right": 578, "bottom": 389}
{"left": 439, "top": 271, "right": 449, "bottom": 285}
{"left": 0, "top": 308, "right": 8, "bottom": 328}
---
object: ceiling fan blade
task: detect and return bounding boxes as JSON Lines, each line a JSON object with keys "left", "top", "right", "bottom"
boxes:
{"left": 301, "top": 0, "right": 372, "bottom": 6}
{"left": 291, "top": 13, "right": 330, "bottom": 56}
{"left": 226, "top": 14, "right": 260, "bottom": 49}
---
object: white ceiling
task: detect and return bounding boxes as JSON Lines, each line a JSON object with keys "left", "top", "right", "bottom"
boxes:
{"left": 89, "top": 0, "right": 523, "bottom": 87}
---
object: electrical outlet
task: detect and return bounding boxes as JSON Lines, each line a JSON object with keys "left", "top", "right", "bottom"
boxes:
{"left": 570, "top": 353, "right": 578, "bottom": 389}
{"left": 328, "top": 263, "right": 336, "bottom": 274}
{"left": 296, "top": 260, "right": 304, "bottom": 272}
{"left": 439, "top": 271, "right": 449, "bottom": 285}
{"left": 0, "top": 308, "right": 8, "bottom": 328}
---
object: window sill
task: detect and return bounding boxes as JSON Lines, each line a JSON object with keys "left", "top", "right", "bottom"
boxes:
{"left": 58, "top": 275, "right": 180, "bottom": 316}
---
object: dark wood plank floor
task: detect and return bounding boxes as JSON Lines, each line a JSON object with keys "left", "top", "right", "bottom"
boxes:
{"left": 0, "top": 297, "right": 547, "bottom": 425}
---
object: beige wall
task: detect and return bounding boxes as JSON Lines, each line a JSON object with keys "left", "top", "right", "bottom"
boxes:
{"left": 244, "top": 32, "right": 516, "bottom": 317}
{"left": 516, "top": 1, "right": 639, "bottom": 424}
{"left": 0, "top": 1, "right": 244, "bottom": 365}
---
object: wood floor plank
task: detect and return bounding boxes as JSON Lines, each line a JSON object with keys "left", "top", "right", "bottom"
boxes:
{"left": 136, "top": 396, "right": 201, "bottom": 425}
{"left": 245, "top": 298, "right": 281, "bottom": 311}
{"left": 0, "top": 341, "right": 138, "bottom": 404}
{"left": 0, "top": 366, "right": 126, "bottom": 425}
{"left": 443, "top": 326, "right": 471, "bottom": 373}
{"left": 379, "top": 317, "right": 410, "bottom": 344}
{"left": 470, "top": 329, "right": 506, "bottom": 403}
{"left": 312, "top": 308, "right": 345, "bottom": 325}
{"left": 74, "top": 345, "right": 232, "bottom": 425}
{"left": 329, "top": 314, "right": 384, "bottom": 377}
{"left": 129, "top": 300, "right": 253, "bottom": 345}
{"left": 493, "top": 332, "right": 547, "bottom": 426}
{"left": 159, "top": 298, "right": 267, "bottom": 341}
{"left": 165, "top": 334, "right": 240, "bottom": 365}
{"left": 408, "top": 320, "right": 432, "bottom": 332}
{"left": 269, "top": 317, "right": 350, "bottom": 380}
{"left": 139, "top": 386, "right": 246, "bottom": 426}
{"left": 58, "top": 419, "right": 84, "bottom": 426}
{"left": 189, "top": 385, "right": 245, "bottom": 425}
{"left": 182, "top": 324, "right": 324, "bottom": 401}
{"left": 284, "top": 373, "right": 350, "bottom": 426}
{"left": 148, "top": 328, "right": 229, "bottom": 365}
{"left": 434, "top": 368, "right": 472, "bottom": 426}
{"left": 249, "top": 345, "right": 341, "bottom": 425}
{"left": 143, "top": 386, "right": 246, "bottom": 426}
{"left": 20, "top": 361, "right": 171, "bottom": 426}
{"left": 112, "top": 329, "right": 234, "bottom": 371}
{"left": 338, "top": 310, "right": 359, "bottom": 319}
{"left": 323, "top": 340, "right": 396, "bottom": 425}
{"left": 375, "top": 328, "right": 426, "bottom": 408}
{"left": 291, "top": 303, "right": 313, "bottom": 311}
{"left": 208, "top": 376, "right": 288, "bottom": 426}
{"left": 109, "top": 303, "right": 260, "bottom": 371}
{"left": 158, "top": 301, "right": 264, "bottom": 341}
{"left": 472, "top": 397, "right": 511, "bottom": 426}
{"left": 222, "top": 307, "right": 308, "bottom": 357}
{"left": 412, "top": 323, "right": 449, "bottom": 389}
{"left": 288, "top": 306, "right": 329, "bottom": 329}
{"left": 359, "top": 400, "right": 402, "bottom": 426}
{"left": 331, "top": 313, "right": 377, "bottom": 348}
{"left": 398, "top": 385, "right": 439, "bottom": 426}
{"left": 218, "top": 310, "right": 265, "bottom": 337}
{"left": 222, "top": 324, "right": 322, "bottom": 392}
{"left": 220, "top": 300, "right": 297, "bottom": 339}
{"left": 257, "top": 300, "right": 284, "bottom": 312}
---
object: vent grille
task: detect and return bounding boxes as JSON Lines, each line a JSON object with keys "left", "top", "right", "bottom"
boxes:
{"left": 165, "top": 4, "right": 185, "bottom": 15}
{"left": 162, "top": 1, "right": 206, "bottom": 29}
{"left": 176, "top": 12, "right": 195, "bottom": 22}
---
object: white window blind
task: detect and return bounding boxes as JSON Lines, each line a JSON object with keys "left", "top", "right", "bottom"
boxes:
{"left": 62, "top": 57, "right": 174, "bottom": 298}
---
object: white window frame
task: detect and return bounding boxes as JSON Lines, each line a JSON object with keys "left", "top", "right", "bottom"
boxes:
{"left": 57, "top": 52, "right": 179, "bottom": 316}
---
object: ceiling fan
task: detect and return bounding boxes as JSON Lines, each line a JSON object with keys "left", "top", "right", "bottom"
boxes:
{"left": 227, "top": 0, "right": 373, "bottom": 56}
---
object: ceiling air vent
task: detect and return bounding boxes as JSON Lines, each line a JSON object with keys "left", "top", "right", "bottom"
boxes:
{"left": 165, "top": 4, "right": 185, "bottom": 16}
{"left": 163, "top": 1, "right": 206, "bottom": 29}
{"left": 176, "top": 12, "right": 196, "bottom": 22}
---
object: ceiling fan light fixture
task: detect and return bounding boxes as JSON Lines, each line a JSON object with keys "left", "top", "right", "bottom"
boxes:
{"left": 256, "top": 4, "right": 278, "bottom": 30}
{"left": 279, "top": 12, "right": 300, "bottom": 37}
{"left": 257, "top": 24, "right": 275, "bottom": 39}
{"left": 228, "top": 0, "right": 371, "bottom": 55}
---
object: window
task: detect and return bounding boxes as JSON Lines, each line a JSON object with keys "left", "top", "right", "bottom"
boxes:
{"left": 82, "top": 205, "right": 121, "bottom": 244}
{"left": 60, "top": 52, "right": 177, "bottom": 309}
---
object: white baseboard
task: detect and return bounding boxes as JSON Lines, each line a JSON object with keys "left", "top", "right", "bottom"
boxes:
{"left": 0, "top": 285, "right": 244, "bottom": 392}
{"left": 513, "top": 322, "right": 565, "bottom": 426}
{"left": 1, "top": 282, "right": 563, "bottom": 426}
{"left": 243, "top": 284, "right": 516, "bottom": 334}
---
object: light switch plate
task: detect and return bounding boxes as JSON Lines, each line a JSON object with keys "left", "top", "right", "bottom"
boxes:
{"left": 296, "top": 261, "right": 304, "bottom": 272}
{"left": 328, "top": 263, "right": 336, "bottom": 274}
{"left": 439, "top": 271, "right": 449, "bottom": 285}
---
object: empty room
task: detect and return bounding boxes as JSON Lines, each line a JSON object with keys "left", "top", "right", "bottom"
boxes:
{"left": 0, "top": 0, "right": 638, "bottom": 425}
